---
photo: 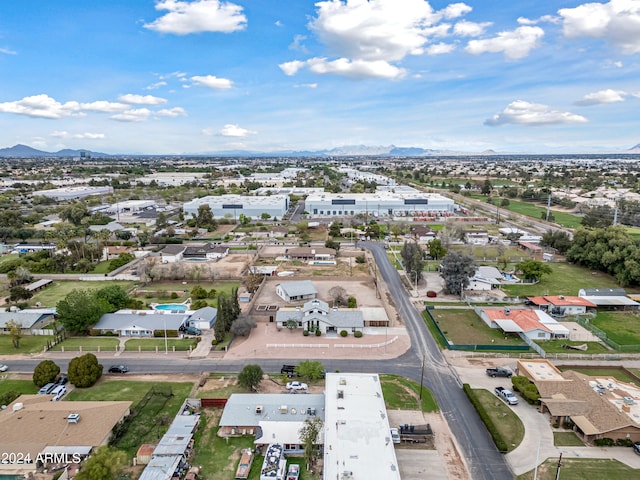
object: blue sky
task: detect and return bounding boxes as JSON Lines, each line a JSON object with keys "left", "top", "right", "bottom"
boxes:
{"left": 0, "top": 0, "right": 639, "bottom": 154}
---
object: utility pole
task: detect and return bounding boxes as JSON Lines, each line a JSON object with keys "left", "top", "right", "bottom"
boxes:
{"left": 419, "top": 354, "right": 425, "bottom": 400}
{"left": 555, "top": 452, "right": 563, "bottom": 480}
{"left": 613, "top": 198, "right": 619, "bottom": 226}
{"left": 545, "top": 194, "right": 551, "bottom": 222}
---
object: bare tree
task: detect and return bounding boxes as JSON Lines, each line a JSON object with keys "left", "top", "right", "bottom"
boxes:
{"left": 328, "top": 286, "right": 347, "bottom": 306}
{"left": 230, "top": 315, "right": 257, "bottom": 336}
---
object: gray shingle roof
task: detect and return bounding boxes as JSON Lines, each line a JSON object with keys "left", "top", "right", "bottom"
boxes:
{"left": 277, "top": 280, "right": 317, "bottom": 297}
{"left": 94, "top": 312, "right": 186, "bottom": 331}
{"left": 0, "top": 311, "right": 54, "bottom": 329}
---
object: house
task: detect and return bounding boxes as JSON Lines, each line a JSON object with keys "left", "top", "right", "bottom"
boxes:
{"left": 285, "top": 247, "right": 336, "bottom": 261}
{"left": 527, "top": 296, "right": 597, "bottom": 316}
{"left": 410, "top": 225, "right": 437, "bottom": 244}
{"left": 249, "top": 265, "right": 279, "bottom": 276}
{"left": 160, "top": 244, "right": 186, "bottom": 263}
{"left": 464, "top": 229, "right": 489, "bottom": 245}
{"left": 276, "top": 299, "right": 364, "bottom": 334}
{"left": 182, "top": 243, "right": 229, "bottom": 260}
{"left": 479, "top": 307, "right": 569, "bottom": 340}
{"left": 0, "top": 309, "right": 56, "bottom": 335}
{"left": 93, "top": 311, "right": 187, "bottom": 336}
{"left": 517, "top": 359, "right": 640, "bottom": 443}
{"left": 275, "top": 281, "right": 318, "bottom": 302}
{"left": 89, "top": 221, "right": 126, "bottom": 234}
{"left": 103, "top": 245, "right": 137, "bottom": 261}
{"left": 186, "top": 306, "right": 217, "bottom": 330}
{"left": 467, "top": 266, "right": 503, "bottom": 291}
{"left": 578, "top": 288, "right": 640, "bottom": 311}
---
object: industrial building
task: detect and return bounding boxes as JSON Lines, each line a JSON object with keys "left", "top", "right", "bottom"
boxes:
{"left": 32, "top": 185, "right": 113, "bottom": 200}
{"left": 305, "top": 192, "right": 455, "bottom": 218}
{"left": 183, "top": 194, "right": 289, "bottom": 221}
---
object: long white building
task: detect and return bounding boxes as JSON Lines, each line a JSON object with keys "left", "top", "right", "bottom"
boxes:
{"left": 32, "top": 185, "right": 113, "bottom": 200}
{"left": 183, "top": 194, "right": 289, "bottom": 220}
{"left": 305, "top": 192, "right": 455, "bottom": 218}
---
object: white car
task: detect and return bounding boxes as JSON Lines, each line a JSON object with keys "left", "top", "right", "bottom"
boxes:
{"left": 286, "top": 381, "right": 308, "bottom": 391}
{"left": 0, "top": 363, "right": 8, "bottom": 372}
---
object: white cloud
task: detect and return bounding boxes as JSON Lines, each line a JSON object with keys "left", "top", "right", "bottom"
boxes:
{"left": 283, "top": 57, "right": 406, "bottom": 79}
{"left": 275, "top": 20, "right": 283, "bottom": 27}
{"left": 427, "top": 42, "right": 456, "bottom": 55}
{"left": 0, "top": 47, "right": 17, "bottom": 55}
{"left": 614, "top": 60, "right": 623, "bottom": 67}
{"left": 218, "top": 124, "right": 256, "bottom": 137}
{"left": 485, "top": 100, "right": 588, "bottom": 126}
{"left": 453, "top": 20, "right": 492, "bottom": 37}
{"left": 191, "top": 74, "right": 233, "bottom": 89}
{"left": 559, "top": 0, "right": 640, "bottom": 54}
{"left": 575, "top": 88, "right": 627, "bottom": 106}
{"left": 279, "top": 60, "right": 306, "bottom": 76}
{"left": 0, "top": 94, "right": 82, "bottom": 119}
{"left": 294, "top": 83, "right": 318, "bottom": 89}
{"left": 111, "top": 108, "right": 152, "bottom": 122}
{"left": 146, "top": 81, "right": 168, "bottom": 90}
{"left": 517, "top": 15, "right": 560, "bottom": 25}
{"left": 439, "top": 2, "right": 472, "bottom": 19}
{"left": 156, "top": 107, "right": 188, "bottom": 117}
{"left": 144, "top": 0, "right": 247, "bottom": 35}
{"left": 289, "top": 34, "right": 309, "bottom": 53}
{"left": 119, "top": 94, "right": 167, "bottom": 105}
{"left": 465, "top": 26, "right": 544, "bottom": 59}
{"left": 51, "top": 131, "right": 105, "bottom": 139}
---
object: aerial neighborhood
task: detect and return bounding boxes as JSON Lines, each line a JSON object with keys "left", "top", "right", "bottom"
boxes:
{"left": 3, "top": 154, "right": 640, "bottom": 480}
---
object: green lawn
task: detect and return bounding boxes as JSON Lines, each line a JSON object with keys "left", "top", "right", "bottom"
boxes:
{"left": 553, "top": 432, "right": 585, "bottom": 446}
{"left": 517, "top": 458, "right": 639, "bottom": 480}
{"left": 91, "top": 260, "right": 113, "bottom": 274}
{"left": 559, "top": 367, "right": 640, "bottom": 385}
{"left": 0, "top": 335, "right": 55, "bottom": 355}
{"left": 0, "top": 378, "right": 39, "bottom": 396}
{"left": 499, "top": 200, "right": 582, "bottom": 228}
{"left": 124, "top": 338, "right": 198, "bottom": 351}
{"left": 535, "top": 339, "right": 610, "bottom": 354}
{"left": 469, "top": 388, "right": 525, "bottom": 453}
{"left": 429, "top": 309, "right": 527, "bottom": 347}
{"left": 380, "top": 374, "right": 439, "bottom": 412}
{"left": 0, "top": 253, "right": 19, "bottom": 265}
{"left": 133, "top": 280, "right": 239, "bottom": 305}
{"left": 593, "top": 311, "right": 640, "bottom": 347}
{"left": 49, "top": 337, "right": 120, "bottom": 352}
{"left": 29, "top": 280, "right": 137, "bottom": 308}
{"left": 502, "top": 263, "right": 630, "bottom": 297}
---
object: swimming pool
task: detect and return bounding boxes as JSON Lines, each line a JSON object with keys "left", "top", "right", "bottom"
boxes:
{"left": 153, "top": 304, "right": 188, "bottom": 312}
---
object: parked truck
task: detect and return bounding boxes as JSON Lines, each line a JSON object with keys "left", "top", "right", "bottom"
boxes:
{"left": 495, "top": 386, "right": 519, "bottom": 405}
{"left": 486, "top": 367, "right": 513, "bottom": 378}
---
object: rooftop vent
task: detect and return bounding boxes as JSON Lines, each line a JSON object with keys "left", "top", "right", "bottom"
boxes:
{"left": 504, "top": 308, "right": 511, "bottom": 316}
{"left": 280, "top": 405, "right": 288, "bottom": 414}
{"left": 67, "top": 413, "right": 80, "bottom": 424}
{"left": 255, "top": 406, "right": 263, "bottom": 414}
{"left": 337, "top": 390, "right": 344, "bottom": 399}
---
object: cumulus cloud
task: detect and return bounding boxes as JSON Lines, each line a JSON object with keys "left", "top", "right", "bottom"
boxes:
{"left": 439, "top": 2, "right": 472, "bottom": 19}
{"left": 78, "top": 101, "right": 129, "bottom": 112}
{"left": 111, "top": 108, "right": 152, "bottom": 122}
{"left": 0, "top": 94, "right": 82, "bottom": 119}
{"left": 218, "top": 124, "right": 256, "bottom": 137}
{"left": 453, "top": 20, "right": 492, "bottom": 37}
{"left": 51, "top": 131, "right": 105, "bottom": 139}
{"left": 119, "top": 94, "right": 167, "bottom": 105}
{"left": 466, "top": 26, "right": 544, "bottom": 59}
{"left": 144, "top": 0, "right": 247, "bottom": 35}
{"left": 191, "top": 74, "right": 233, "bottom": 89}
{"left": 146, "top": 81, "right": 168, "bottom": 90}
{"left": 289, "top": 34, "right": 309, "bottom": 53}
{"left": 559, "top": 0, "right": 640, "bottom": 53}
{"left": 426, "top": 42, "right": 456, "bottom": 55}
{"left": 280, "top": 57, "right": 405, "bottom": 79}
{"left": 279, "top": 60, "right": 306, "bottom": 76}
{"left": 485, "top": 100, "right": 588, "bottom": 126}
{"left": 517, "top": 15, "right": 560, "bottom": 25}
{"left": 0, "top": 47, "right": 17, "bottom": 55}
{"left": 575, "top": 88, "right": 628, "bottom": 106}
{"left": 156, "top": 107, "right": 187, "bottom": 117}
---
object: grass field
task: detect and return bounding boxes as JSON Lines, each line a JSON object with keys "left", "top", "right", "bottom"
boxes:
{"left": 559, "top": 367, "right": 640, "bottom": 384}
{"left": 470, "top": 388, "right": 524, "bottom": 453}
{"left": 592, "top": 311, "right": 640, "bottom": 347}
{"left": 553, "top": 432, "right": 585, "bottom": 446}
{"left": 501, "top": 263, "right": 630, "bottom": 297}
{"left": 500, "top": 200, "right": 582, "bottom": 228}
{"left": 133, "top": 280, "right": 239, "bottom": 305}
{"left": 91, "top": 260, "right": 113, "bottom": 274}
{"left": 380, "top": 374, "right": 439, "bottom": 412}
{"left": 0, "top": 378, "right": 39, "bottom": 396}
{"left": 124, "top": 338, "right": 198, "bottom": 351}
{"left": 0, "top": 253, "right": 19, "bottom": 265}
{"left": 429, "top": 309, "right": 527, "bottom": 347}
{"left": 0, "top": 335, "right": 55, "bottom": 354}
{"left": 29, "top": 280, "right": 137, "bottom": 307}
{"left": 535, "top": 339, "right": 610, "bottom": 354}
{"left": 49, "top": 337, "right": 120, "bottom": 352}
{"left": 517, "top": 458, "right": 638, "bottom": 480}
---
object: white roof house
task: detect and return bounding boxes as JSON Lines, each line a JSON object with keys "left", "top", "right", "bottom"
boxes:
{"left": 467, "top": 266, "right": 504, "bottom": 291}
{"left": 323, "top": 373, "right": 401, "bottom": 480}
{"left": 275, "top": 280, "right": 318, "bottom": 302}
{"left": 276, "top": 299, "right": 364, "bottom": 334}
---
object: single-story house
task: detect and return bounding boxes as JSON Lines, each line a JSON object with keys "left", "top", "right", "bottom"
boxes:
{"left": 89, "top": 221, "right": 125, "bottom": 234}
{"left": 276, "top": 298, "right": 364, "bottom": 334}
{"left": 0, "top": 309, "right": 56, "bottom": 335}
{"left": 467, "top": 266, "right": 503, "bottom": 291}
{"left": 285, "top": 247, "right": 336, "bottom": 261}
{"left": 186, "top": 306, "right": 217, "bottom": 330}
{"left": 160, "top": 245, "right": 186, "bottom": 263}
{"left": 102, "top": 245, "right": 137, "bottom": 261}
{"left": 578, "top": 288, "right": 640, "bottom": 311}
{"left": 183, "top": 243, "right": 229, "bottom": 260}
{"left": 527, "top": 296, "right": 597, "bottom": 316}
{"left": 275, "top": 280, "right": 318, "bottom": 302}
{"left": 464, "top": 230, "right": 489, "bottom": 245}
{"left": 517, "top": 359, "right": 640, "bottom": 444}
{"left": 218, "top": 393, "right": 325, "bottom": 453}
{"left": 410, "top": 225, "right": 437, "bottom": 244}
{"left": 479, "top": 307, "right": 569, "bottom": 340}
{"left": 93, "top": 311, "right": 187, "bottom": 336}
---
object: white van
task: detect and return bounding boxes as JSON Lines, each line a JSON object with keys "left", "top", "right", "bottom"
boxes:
{"left": 50, "top": 385, "right": 67, "bottom": 401}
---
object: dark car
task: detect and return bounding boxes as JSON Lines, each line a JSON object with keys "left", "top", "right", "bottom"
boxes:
{"left": 634, "top": 443, "right": 640, "bottom": 455}
{"left": 108, "top": 365, "right": 129, "bottom": 374}
{"left": 185, "top": 326, "right": 201, "bottom": 336}
{"left": 55, "top": 373, "right": 68, "bottom": 385}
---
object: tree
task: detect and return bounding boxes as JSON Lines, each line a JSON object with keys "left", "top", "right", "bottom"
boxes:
{"left": 516, "top": 259, "right": 552, "bottom": 281}
{"left": 33, "top": 360, "right": 60, "bottom": 388}
{"left": 401, "top": 242, "right": 425, "bottom": 280}
{"left": 428, "top": 239, "right": 447, "bottom": 260}
{"left": 481, "top": 179, "right": 493, "bottom": 195}
{"left": 238, "top": 364, "right": 263, "bottom": 391}
{"left": 581, "top": 205, "right": 614, "bottom": 228}
{"left": 295, "top": 360, "right": 325, "bottom": 381}
{"left": 440, "top": 251, "right": 476, "bottom": 296}
{"left": 325, "top": 238, "right": 340, "bottom": 252}
{"left": 60, "top": 201, "right": 90, "bottom": 226}
{"left": 329, "top": 222, "right": 341, "bottom": 237}
{"left": 68, "top": 353, "right": 103, "bottom": 388}
{"left": 95, "top": 284, "right": 129, "bottom": 311}
{"left": 260, "top": 212, "right": 271, "bottom": 220}
{"left": 9, "top": 285, "right": 32, "bottom": 303}
{"left": 230, "top": 315, "right": 256, "bottom": 336}
{"left": 74, "top": 446, "right": 127, "bottom": 480}
{"left": 285, "top": 319, "right": 298, "bottom": 330}
{"left": 5, "top": 320, "right": 22, "bottom": 349}
{"left": 328, "top": 286, "right": 347, "bottom": 306}
{"left": 299, "top": 416, "right": 323, "bottom": 469}
{"left": 57, "top": 289, "right": 111, "bottom": 334}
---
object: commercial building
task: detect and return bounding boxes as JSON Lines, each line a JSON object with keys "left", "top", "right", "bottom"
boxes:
{"left": 32, "top": 185, "right": 113, "bottom": 200}
{"left": 183, "top": 194, "right": 289, "bottom": 221}
{"left": 305, "top": 192, "right": 455, "bottom": 218}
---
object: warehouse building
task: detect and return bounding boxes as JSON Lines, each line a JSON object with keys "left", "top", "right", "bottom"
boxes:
{"left": 305, "top": 192, "right": 455, "bottom": 218}
{"left": 32, "top": 185, "right": 113, "bottom": 200}
{"left": 183, "top": 194, "right": 289, "bottom": 221}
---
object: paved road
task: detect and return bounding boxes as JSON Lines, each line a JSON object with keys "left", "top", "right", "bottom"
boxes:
{"left": 361, "top": 241, "right": 513, "bottom": 480}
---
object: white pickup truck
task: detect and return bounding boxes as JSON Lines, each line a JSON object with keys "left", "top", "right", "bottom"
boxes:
{"left": 495, "top": 386, "right": 519, "bottom": 405}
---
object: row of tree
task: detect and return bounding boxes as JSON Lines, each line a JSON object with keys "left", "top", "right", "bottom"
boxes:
{"left": 56, "top": 285, "right": 131, "bottom": 334}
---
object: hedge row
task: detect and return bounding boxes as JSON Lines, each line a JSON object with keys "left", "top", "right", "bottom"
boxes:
{"left": 511, "top": 376, "right": 541, "bottom": 405}
{"left": 462, "top": 384, "right": 509, "bottom": 453}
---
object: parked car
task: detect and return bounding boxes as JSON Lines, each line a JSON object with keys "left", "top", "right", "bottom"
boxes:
{"left": 495, "top": 386, "right": 519, "bottom": 405}
{"left": 51, "top": 385, "right": 67, "bottom": 401}
{"left": 37, "top": 383, "right": 57, "bottom": 395}
{"left": 55, "top": 373, "right": 68, "bottom": 385}
{"left": 281, "top": 365, "right": 297, "bottom": 377}
{"left": 286, "top": 464, "right": 300, "bottom": 480}
{"left": 0, "top": 363, "right": 8, "bottom": 372}
{"left": 634, "top": 443, "right": 640, "bottom": 455}
{"left": 108, "top": 365, "right": 129, "bottom": 374}
{"left": 286, "top": 381, "right": 308, "bottom": 391}
{"left": 486, "top": 367, "right": 513, "bottom": 378}
{"left": 390, "top": 428, "right": 401, "bottom": 444}
{"left": 185, "top": 326, "right": 201, "bottom": 336}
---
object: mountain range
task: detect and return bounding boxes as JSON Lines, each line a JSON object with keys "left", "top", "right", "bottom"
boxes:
{"left": 0, "top": 143, "right": 639, "bottom": 158}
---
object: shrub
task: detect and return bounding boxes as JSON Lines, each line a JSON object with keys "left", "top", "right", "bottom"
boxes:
{"left": 303, "top": 330, "right": 309, "bottom": 336}
{"left": 340, "top": 330, "right": 348, "bottom": 337}
{"left": 68, "top": 353, "right": 103, "bottom": 388}
{"left": 347, "top": 297, "right": 357, "bottom": 308}
{"left": 154, "top": 329, "right": 179, "bottom": 338}
{"left": 462, "top": 384, "right": 509, "bottom": 452}
{"left": 33, "top": 360, "right": 60, "bottom": 388}
{"left": 170, "top": 292, "right": 178, "bottom": 299}
{"left": 594, "top": 438, "right": 614, "bottom": 447}
{"left": 211, "top": 339, "right": 218, "bottom": 346}
{"left": 511, "top": 375, "right": 541, "bottom": 405}
{"left": 354, "top": 331, "right": 363, "bottom": 338}
{"left": 315, "top": 329, "right": 321, "bottom": 336}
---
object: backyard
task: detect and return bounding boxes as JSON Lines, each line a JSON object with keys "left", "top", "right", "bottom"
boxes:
{"left": 0, "top": 334, "right": 55, "bottom": 355}
{"left": 28, "top": 280, "right": 138, "bottom": 308}
{"left": 592, "top": 311, "right": 640, "bottom": 348}
{"left": 131, "top": 280, "right": 240, "bottom": 306}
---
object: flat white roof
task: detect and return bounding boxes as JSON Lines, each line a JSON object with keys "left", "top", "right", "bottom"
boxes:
{"left": 323, "top": 373, "right": 401, "bottom": 480}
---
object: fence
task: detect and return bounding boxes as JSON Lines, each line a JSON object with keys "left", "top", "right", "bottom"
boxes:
{"left": 519, "top": 332, "right": 547, "bottom": 358}
{"left": 576, "top": 317, "right": 640, "bottom": 352}
{"left": 334, "top": 336, "right": 398, "bottom": 349}
{"left": 267, "top": 343, "right": 330, "bottom": 348}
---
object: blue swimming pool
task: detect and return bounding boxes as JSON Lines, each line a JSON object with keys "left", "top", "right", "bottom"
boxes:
{"left": 153, "top": 304, "right": 188, "bottom": 312}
